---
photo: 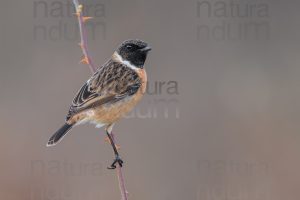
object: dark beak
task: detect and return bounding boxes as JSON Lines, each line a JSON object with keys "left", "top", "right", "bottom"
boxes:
{"left": 140, "top": 46, "right": 152, "bottom": 52}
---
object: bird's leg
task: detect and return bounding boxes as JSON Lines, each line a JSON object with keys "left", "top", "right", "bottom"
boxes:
{"left": 106, "top": 130, "right": 124, "bottom": 169}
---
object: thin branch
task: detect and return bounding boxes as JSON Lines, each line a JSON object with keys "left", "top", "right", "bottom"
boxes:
{"left": 73, "top": 0, "right": 96, "bottom": 73}
{"left": 111, "top": 133, "right": 129, "bottom": 200}
{"left": 72, "top": 1, "right": 129, "bottom": 199}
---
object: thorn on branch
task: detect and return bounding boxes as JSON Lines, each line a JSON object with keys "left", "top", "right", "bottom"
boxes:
{"left": 78, "top": 43, "right": 84, "bottom": 49}
{"left": 80, "top": 56, "right": 90, "bottom": 65}
{"left": 82, "top": 16, "right": 93, "bottom": 22}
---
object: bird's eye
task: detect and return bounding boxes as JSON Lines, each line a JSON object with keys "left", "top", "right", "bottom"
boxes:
{"left": 126, "top": 45, "right": 133, "bottom": 50}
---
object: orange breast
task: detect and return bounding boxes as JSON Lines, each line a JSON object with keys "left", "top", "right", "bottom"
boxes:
{"left": 88, "top": 68, "right": 147, "bottom": 124}
{"left": 137, "top": 68, "right": 147, "bottom": 93}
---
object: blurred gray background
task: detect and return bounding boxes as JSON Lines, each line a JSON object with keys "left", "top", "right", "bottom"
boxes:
{"left": 1, "top": 0, "right": 300, "bottom": 199}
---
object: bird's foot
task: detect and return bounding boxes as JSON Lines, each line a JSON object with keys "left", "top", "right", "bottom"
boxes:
{"left": 107, "top": 155, "right": 124, "bottom": 169}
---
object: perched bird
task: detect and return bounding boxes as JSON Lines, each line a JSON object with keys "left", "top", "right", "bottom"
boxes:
{"left": 47, "top": 39, "right": 151, "bottom": 169}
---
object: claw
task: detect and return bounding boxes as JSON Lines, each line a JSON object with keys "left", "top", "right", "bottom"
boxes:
{"left": 107, "top": 165, "right": 116, "bottom": 170}
{"left": 107, "top": 156, "right": 124, "bottom": 170}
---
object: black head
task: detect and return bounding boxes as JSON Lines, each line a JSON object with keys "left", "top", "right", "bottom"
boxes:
{"left": 116, "top": 39, "right": 151, "bottom": 68}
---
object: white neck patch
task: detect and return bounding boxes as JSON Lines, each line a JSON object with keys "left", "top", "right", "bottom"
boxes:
{"left": 113, "top": 52, "right": 140, "bottom": 71}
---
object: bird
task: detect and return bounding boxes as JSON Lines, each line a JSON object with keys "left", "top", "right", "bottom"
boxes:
{"left": 47, "top": 39, "right": 151, "bottom": 169}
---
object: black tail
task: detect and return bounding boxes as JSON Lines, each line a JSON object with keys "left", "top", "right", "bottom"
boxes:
{"left": 47, "top": 123, "right": 73, "bottom": 147}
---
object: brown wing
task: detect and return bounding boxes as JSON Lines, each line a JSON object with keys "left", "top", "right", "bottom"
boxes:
{"left": 66, "top": 60, "right": 141, "bottom": 121}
